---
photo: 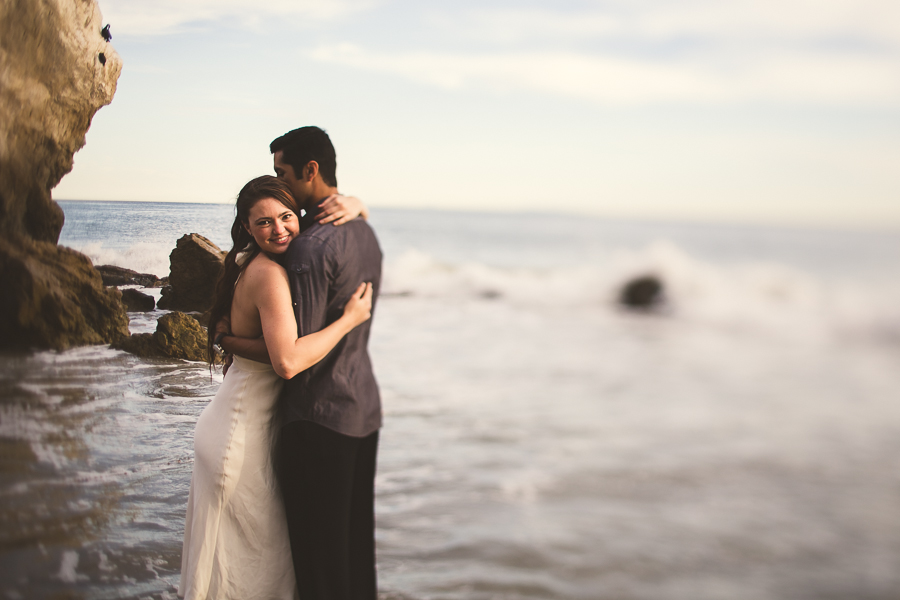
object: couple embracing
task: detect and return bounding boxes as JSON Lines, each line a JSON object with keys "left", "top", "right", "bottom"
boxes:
{"left": 178, "top": 126, "right": 382, "bottom": 600}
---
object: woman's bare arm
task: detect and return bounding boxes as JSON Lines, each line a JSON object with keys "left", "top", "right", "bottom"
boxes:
{"left": 249, "top": 258, "right": 371, "bottom": 379}
{"left": 220, "top": 335, "right": 269, "bottom": 364}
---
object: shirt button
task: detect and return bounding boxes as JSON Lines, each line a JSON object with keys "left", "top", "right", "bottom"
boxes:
{"left": 293, "top": 302, "right": 297, "bottom": 306}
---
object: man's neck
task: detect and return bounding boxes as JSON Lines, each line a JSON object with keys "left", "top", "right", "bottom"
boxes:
{"left": 297, "top": 188, "right": 337, "bottom": 230}
{"left": 303, "top": 184, "right": 338, "bottom": 218}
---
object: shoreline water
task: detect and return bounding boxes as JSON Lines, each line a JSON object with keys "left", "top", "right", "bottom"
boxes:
{"left": 56, "top": 197, "right": 900, "bottom": 236}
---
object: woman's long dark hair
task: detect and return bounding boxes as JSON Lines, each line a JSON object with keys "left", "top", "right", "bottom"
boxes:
{"left": 207, "top": 175, "right": 299, "bottom": 363}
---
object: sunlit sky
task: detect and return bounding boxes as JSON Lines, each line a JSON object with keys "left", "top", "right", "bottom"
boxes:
{"left": 55, "top": 0, "right": 900, "bottom": 228}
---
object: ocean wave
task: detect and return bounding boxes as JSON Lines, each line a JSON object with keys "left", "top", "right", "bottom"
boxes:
{"left": 382, "top": 243, "right": 900, "bottom": 345}
{"left": 63, "top": 238, "right": 900, "bottom": 346}
{"left": 67, "top": 241, "right": 172, "bottom": 277}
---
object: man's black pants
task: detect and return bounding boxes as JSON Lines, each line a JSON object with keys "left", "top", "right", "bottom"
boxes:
{"left": 277, "top": 420, "right": 378, "bottom": 600}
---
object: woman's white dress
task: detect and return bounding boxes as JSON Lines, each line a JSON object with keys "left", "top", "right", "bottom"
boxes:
{"left": 179, "top": 356, "right": 296, "bottom": 600}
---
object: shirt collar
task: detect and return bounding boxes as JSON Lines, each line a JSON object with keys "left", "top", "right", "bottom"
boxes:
{"left": 298, "top": 201, "right": 325, "bottom": 231}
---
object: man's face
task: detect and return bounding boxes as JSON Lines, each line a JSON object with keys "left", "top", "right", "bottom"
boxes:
{"left": 273, "top": 151, "right": 313, "bottom": 207}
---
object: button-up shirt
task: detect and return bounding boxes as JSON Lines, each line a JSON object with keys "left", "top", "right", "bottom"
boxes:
{"left": 279, "top": 211, "right": 383, "bottom": 437}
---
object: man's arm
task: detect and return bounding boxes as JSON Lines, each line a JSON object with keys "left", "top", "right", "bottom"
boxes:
{"left": 317, "top": 194, "right": 369, "bottom": 225}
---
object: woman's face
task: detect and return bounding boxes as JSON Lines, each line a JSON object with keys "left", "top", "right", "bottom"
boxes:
{"left": 244, "top": 197, "right": 299, "bottom": 254}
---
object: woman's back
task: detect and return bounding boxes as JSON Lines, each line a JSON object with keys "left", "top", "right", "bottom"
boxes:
{"left": 229, "top": 253, "right": 288, "bottom": 340}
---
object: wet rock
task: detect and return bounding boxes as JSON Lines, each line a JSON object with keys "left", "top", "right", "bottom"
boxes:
{"left": 0, "top": 0, "right": 125, "bottom": 351}
{"left": 157, "top": 234, "right": 226, "bottom": 312}
{"left": 113, "top": 312, "right": 207, "bottom": 361}
{"left": 0, "top": 236, "right": 130, "bottom": 350}
{"left": 619, "top": 275, "right": 664, "bottom": 309}
{"left": 95, "top": 265, "right": 160, "bottom": 287}
{"left": 121, "top": 289, "right": 155, "bottom": 312}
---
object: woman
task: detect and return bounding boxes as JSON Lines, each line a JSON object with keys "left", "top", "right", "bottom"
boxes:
{"left": 178, "top": 176, "right": 370, "bottom": 600}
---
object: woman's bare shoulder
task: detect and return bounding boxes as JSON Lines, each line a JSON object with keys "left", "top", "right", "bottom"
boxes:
{"left": 243, "top": 253, "right": 285, "bottom": 275}
{"left": 241, "top": 253, "right": 288, "bottom": 288}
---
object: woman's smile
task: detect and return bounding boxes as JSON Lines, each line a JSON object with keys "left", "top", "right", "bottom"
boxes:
{"left": 269, "top": 232, "right": 292, "bottom": 246}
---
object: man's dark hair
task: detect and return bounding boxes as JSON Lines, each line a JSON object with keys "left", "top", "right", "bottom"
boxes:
{"left": 270, "top": 126, "right": 338, "bottom": 187}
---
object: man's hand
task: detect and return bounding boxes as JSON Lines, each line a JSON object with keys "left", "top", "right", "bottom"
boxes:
{"left": 213, "top": 315, "right": 234, "bottom": 375}
{"left": 318, "top": 195, "right": 369, "bottom": 226}
{"left": 222, "top": 353, "right": 234, "bottom": 376}
{"left": 215, "top": 314, "right": 231, "bottom": 336}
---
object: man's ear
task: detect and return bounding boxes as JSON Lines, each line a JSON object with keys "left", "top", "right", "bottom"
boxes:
{"left": 303, "top": 161, "right": 319, "bottom": 182}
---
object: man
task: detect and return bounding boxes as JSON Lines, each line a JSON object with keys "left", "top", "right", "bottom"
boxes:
{"left": 221, "top": 126, "right": 382, "bottom": 599}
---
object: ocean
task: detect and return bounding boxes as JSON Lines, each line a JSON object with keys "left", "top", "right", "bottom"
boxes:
{"left": 2, "top": 200, "right": 900, "bottom": 599}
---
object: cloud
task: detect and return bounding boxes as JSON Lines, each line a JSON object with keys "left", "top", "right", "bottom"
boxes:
{"left": 98, "top": 0, "right": 900, "bottom": 105}
{"left": 628, "top": 0, "right": 900, "bottom": 44}
{"left": 309, "top": 43, "right": 900, "bottom": 106}
{"left": 98, "top": 0, "right": 379, "bottom": 36}
{"left": 459, "top": 1, "right": 900, "bottom": 48}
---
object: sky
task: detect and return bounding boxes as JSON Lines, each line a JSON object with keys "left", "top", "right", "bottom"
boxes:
{"left": 54, "top": 0, "right": 900, "bottom": 229}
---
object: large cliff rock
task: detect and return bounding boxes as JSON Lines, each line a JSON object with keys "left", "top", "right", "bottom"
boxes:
{"left": 157, "top": 234, "right": 226, "bottom": 313}
{"left": 0, "top": 0, "right": 122, "bottom": 244}
{"left": 0, "top": 0, "right": 128, "bottom": 351}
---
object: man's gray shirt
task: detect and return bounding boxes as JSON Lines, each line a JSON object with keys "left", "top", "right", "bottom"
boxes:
{"left": 279, "top": 213, "right": 382, "bottom": 437}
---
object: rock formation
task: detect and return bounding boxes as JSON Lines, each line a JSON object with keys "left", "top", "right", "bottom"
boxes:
{"left": 619, "top": 275, "right": 665, "bottom": 310}
{"left": 95, "top": 265, "right": 161, "bottom": 288}
{"left": 121, "top": 288, "right": 155, "bottom": 312}
{"left": 0, "top": 0, "right": 128, "bottom": 351}
{"left": 113, "top": 312, "right": 208, "bottom": 362}
{"left": 157, "top": 234, "right": 226, "bottom": 313}
{"left": 0, "top": 238, "right": 130, "bottom": 349}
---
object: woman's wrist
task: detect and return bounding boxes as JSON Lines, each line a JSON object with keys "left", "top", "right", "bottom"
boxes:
{"left": 337, "top": 312, "right": 360, "bottom": 331}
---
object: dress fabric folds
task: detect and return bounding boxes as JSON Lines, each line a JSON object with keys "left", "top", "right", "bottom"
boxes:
{"left": 179, "top": 356, "right": 296, "bottom": 600}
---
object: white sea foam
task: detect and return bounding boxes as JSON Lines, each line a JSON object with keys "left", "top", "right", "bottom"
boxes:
{"left": 64, "top": 232, "right": 900, "bottom": 348}
{"left": 382, "top": 244, "right": 900, "bottom": 346}
{"left": 54, "top": 551, "right": 88, "bottom": 583}
{"left": 68, "top": 241, "right": 173, "bottom": 277}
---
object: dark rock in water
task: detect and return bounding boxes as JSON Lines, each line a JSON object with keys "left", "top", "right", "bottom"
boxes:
{"left": 154, "top": 312, "right": 207, "bottom": 360}
{"left": 113, "top": 311, "right": 207, "bottom": 361}
{"left": 619, "top": 275, "right": 664, "bottom": 309}
{"left": 0, "top": 236, "right": 130, "bottom": 351}
{"left": 121, "top": 288, "right": 155, "bottom": 312}
{"left": 114, "top": 332, "right": 157, "bottom": 357}
{"left": 147, "top": 276, "right": 168, "bottom": 288}
{"left": 95, "top": 265, "right": 160, "bottom": 287}
{"left": 157, "top": 234, "right": 226, "bottom": 312}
